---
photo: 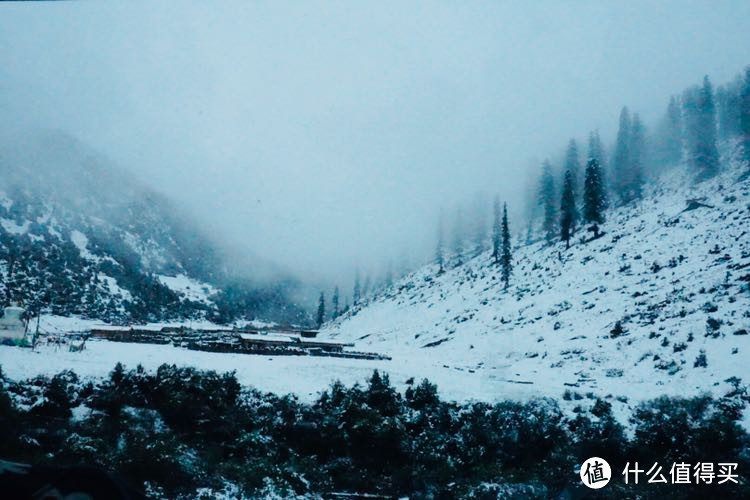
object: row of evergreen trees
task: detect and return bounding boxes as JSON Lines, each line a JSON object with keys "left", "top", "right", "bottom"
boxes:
{"left": 433, "top": 196, "right": 514, "bottom": 284}
{"left": 318, "top": 67, "right": 750, "bottom": 327}
{"left": 541, "top": 137, "right": 607, "bottom": 248}
{"left": 317, "top": 268, "right": 393, "bottom": 326}
{"left": 537, "top": 68, "right": 750, "bottom": 251}
{"left": 435, "top": 67, "right": 750, "bottom": 290}
{"left": 318, "top": 259, "right": 406, "bottom": 325}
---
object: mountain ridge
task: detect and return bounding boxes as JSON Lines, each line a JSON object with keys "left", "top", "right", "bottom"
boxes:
{"left": 0, "top": 130, "right": 309, "bottom": 325}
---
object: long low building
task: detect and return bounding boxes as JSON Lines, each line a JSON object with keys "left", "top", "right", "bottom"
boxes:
{"left": 86, "top": 325, "right": 385, "bottom": 359}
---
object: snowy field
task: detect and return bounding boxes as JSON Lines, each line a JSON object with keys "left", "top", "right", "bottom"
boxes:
{"left": 0, "top": 339, "right": 540, "bottom": 404}
{"left": 2, "top": 333, "right": 746, "bottom": 430}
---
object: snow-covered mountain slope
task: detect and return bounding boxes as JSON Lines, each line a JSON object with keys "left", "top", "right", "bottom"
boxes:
{"left": 0, "top": 130, "right": 307, "bottom": 324}
{"left": 323, "top": 151, "right": 750, "bottom": 408}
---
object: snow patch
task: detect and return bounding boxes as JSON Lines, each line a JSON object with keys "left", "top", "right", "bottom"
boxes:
{"left": 1, "top": 218, "right": 29, "bottom": 234}
{"left": 70, "top": 230, "right": 96, "bottom": 260}
{"left": 157, "top": 274, "right": 217, "bottom": 304}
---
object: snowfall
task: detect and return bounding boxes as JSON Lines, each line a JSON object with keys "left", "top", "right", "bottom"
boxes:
{"left": 1, "top": 150, "right": 749, "bottom": 426}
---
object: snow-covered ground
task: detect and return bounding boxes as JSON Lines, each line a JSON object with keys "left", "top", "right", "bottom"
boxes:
{"left": 321, "top": 151, "right": 750, "bottom": 418}
{"left": 0, "top": 339, "right": 529, "bottom": 404}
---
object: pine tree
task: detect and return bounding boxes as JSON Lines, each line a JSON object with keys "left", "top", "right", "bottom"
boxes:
{"left": 613, "top": 106, "right": 632, "bottom": 204}
{"left": 491, "top": 196, "right": 502, "bottom": 264}
{"left": 353, "top": 270, "right": 361, "bottom": 305}
{"left": 452, "top": 208, "right": 464, "bottom": 266}
{"left": 683, "top": 76, "right": 720, "bottom": 181}
{"left": 472, "top": 197, "right": 487, "bottom": 256}
{"left": 698, "top": 76, "right": 720, "bottom": 179}
{"left": 740, "top": 67, "right": 750, "bottom": 164}
{"left": 316, "top": 292, "right": 325, "bottom": 327}
{"left": 628, "top": 113, "right": 645, "bottom": 202}
{"left": 588, "top": 130, "right": 605, "bottom": 166}
{"left": 583, "top": 158, "right": 605, "bottom": 238}
{"left": 587, "top": 131, "right": 608, "bottom": 209}
{"left": 331, "top": 286, "right": 340, "bottom": 319}
{"left": 613, "top": 108, "right": 645, "bottom": 204}
{"left": 560, "top": 169, "right": 576, "bottom": 249}
{"left": 716, "top": 85, "right": 731, "bottom": 141}
{"left": 539, "top": 161, "right": 557, "bottom": 242}
{"left": 396, "top": 250, "right": 409, "bottom": 279}
{"left": 666, "top": 95, "right": 683, "bottom": 163}
{"left": 435, "top": 213, "right": 444, "bottom": 274}
{"left": 716, "top": 77, "right": 743, "bottom": 141}
{"left": 500, "top": 203, "right": 512, "bottom": 289}
{"left": 655, "top": 95, "right": 683, "bottom": 166}
{"left": 564, "top": 139, "right": 581, "bottom": 208}
{"left": 362, "top": 275, "right": 371, "bottom": 297}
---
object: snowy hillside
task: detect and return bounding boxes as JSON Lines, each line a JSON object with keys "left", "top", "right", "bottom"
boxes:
{"left": 0, "top": 130, "right": 307, "bottom": 325}
{"left": 323, "top": 149, "right": 750, "bottom": 410}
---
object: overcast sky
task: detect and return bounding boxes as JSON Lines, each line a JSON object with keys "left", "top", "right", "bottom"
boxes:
{"left": 1, "top": 1, "right": 748, "bottom": 292}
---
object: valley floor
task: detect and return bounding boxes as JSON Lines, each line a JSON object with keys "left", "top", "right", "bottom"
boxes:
{"left": 1, "top": 339, "right": 526, "bottom": 404}
{"left": 2, "top": 332, "right": 747, "bottom": 428}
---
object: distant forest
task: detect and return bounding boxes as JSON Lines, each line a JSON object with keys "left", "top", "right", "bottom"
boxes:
{"left": 321, "top": 67, "right": 750, "bottom": 322}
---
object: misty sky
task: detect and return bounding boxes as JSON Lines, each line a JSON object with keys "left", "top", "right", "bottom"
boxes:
{"left": 1, "top": 1, "right": 748, "bottom": 291}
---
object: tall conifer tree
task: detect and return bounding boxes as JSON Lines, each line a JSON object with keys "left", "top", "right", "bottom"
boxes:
{"left": 331, "top": 286, "right": 340, "bottom": 319}
{"left": 583, "top": 158, "right": 605, "bottom": 237}
{"left": 473, "top": 198, "right": 487, "bottom": 256}
{"left": 715, "top": 85, "right": 740, "bottom": 141}
{"left": 436, "top": 212, "right": 445, "bottom": 274}
{"left": 316, "top": 292, "right": 325, "bottom": 327}
{"left": 656, "top": 95, "right": 683, "bottom": 166}
{"left": 452, "top": 208, "right": 464, "bottom": 266}
{"left": 560, "top": 169, "right": 576, "bottom": 249}
{"left": 613, "top": 107, "right": 632, "bottom": 203}
{"left": 588, "top": 131, "right": 608, "bottom": 209}
{"left": 492, "top": 196, "right": 501, "bottom": 264}
{"left": 683, "top": 76, "right": 720, "bottom": 180}
{"left": 362, "top": 275, "right": 371, "bottom": 298}
{"left": 353, "top": 270, "right": 361, "bottom": 305}
{"left": 740, "top": 68, "right": 750, "bottom": 164}
{"left": 565, "top": 139, "right": 581, "bottom": 199}
{"left": 628, "top": 113, "right": 645, "bottom": 201}
{"left": 539, "top": 161, "right": 557, "bottom": 242}
{"left": 588, "top": 131, "right": 605, "bottom": 165}
{"left": 500, "top": 203, "right": 512, "bottom": 289}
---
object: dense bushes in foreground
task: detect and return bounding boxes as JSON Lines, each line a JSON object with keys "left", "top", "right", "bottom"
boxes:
{"left": 0, "top": 364, "right": 748, "bottom": 498}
